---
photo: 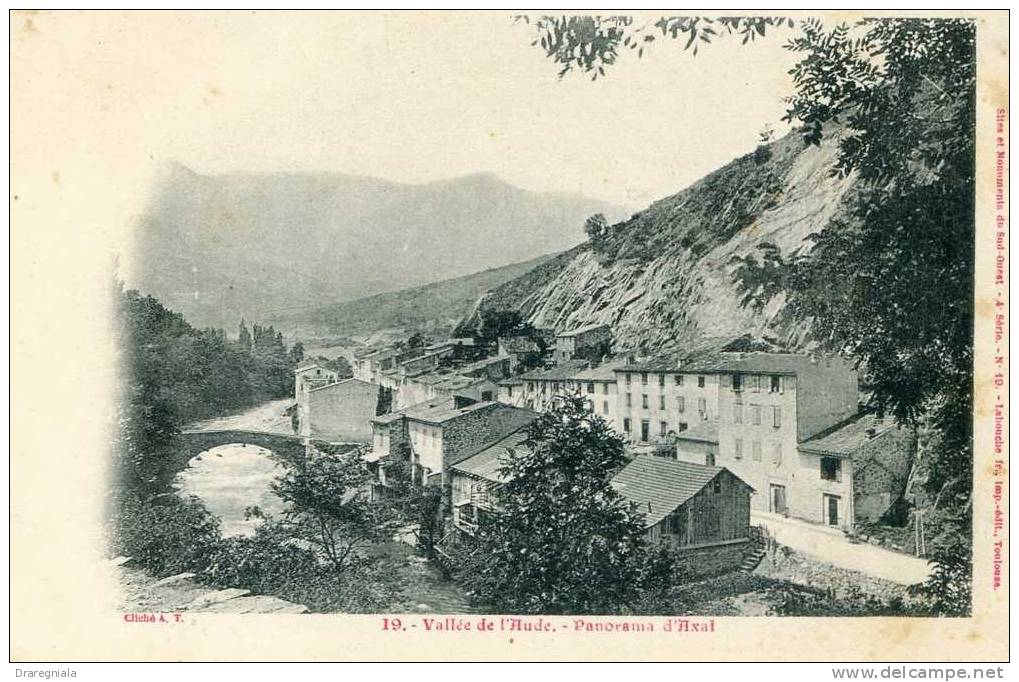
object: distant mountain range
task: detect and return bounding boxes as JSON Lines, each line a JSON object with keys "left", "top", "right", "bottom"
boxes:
{"left": 268, "top": 253, "right": 556, "bottom": 343}
{"left": 128, "top": 162, "right": 627, "bottom": 330}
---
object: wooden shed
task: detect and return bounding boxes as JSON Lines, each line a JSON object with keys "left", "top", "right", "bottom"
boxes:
{"left": 611, "top": 456, "right": 754, "bottom": 550}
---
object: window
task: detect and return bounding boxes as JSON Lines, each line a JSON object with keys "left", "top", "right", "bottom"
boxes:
{"left": 733, "top": 404, "right": 743, "bottom": 424}
{"left": 675, "top": 374, "right": 684, "bottom": 386}
{"left": 713, "top": 478, "right": 722, "bottom": 493}
{"left": 625, "top": 393, "right": 632, "bottom": 407}
{"left": 678, "top": 422, "right": 688, "bottom": 432}
{"left": 771, "top": 442, "right": 782, "bottom": 466}
{"left": 697, "top": 376, "right": 705, "bottom": 388}
{"left": 820, "top": 457, "right": 842, "bottom": 482}
{"left": 527, "top": 382, "right": 534, "bottom": 392}
{"left": 623, "top": 418, "right": 632, "bottom": 433}
{"left": 770, "top": 375, "right": 781, "bottom": 393}
{"left": 603, "top": 383, "right": 609, "bottom": 395}
{"left": 698, "top": 397, "right": 707, "bottom": 416}
{"left": 752, "top": 441, "right": 762, "bottom": 461}
{"left": 677, "top": 396, "right": 686, "bottom": 413}
{"left": 752, "top": 375, "right": 761, "bottom": 392}
{"left": 587, "top": 382, "right": 595, "bottom": 394}
{"left": 507, "top": 386, "right": 514, "bottom": 397}
{"left": 602, "top": 400, "right": 609, "bottom": 415}
{"left": 734, "top": 438, "right": 743, "bottom": 460}
{"left": 706, "top": 453, "right": 716, "bottom": 467}
{"left": 667, "top": 514, "right": 682, "bottom": 534}
{"left": 752, "top": 405, "right": 762, "bottom": 425}
{"left": 659, "top": 395, "right": 666, "bottom": 410}
{"left": 732, "top": 374, "right": 742, "bottom": 392}
{"left": 640, "top": 420, "right": 650, "bottom": 442}
{"left": 642, "top": 394, "right": 649, "bottom": 409}
{"left": 658, "top": 373, "right": 666, "bottom": 387}
{"left": 660, "top": 421, "right": 668, "bottom": 437}
{"left": 641, "top": 372, "right": 648, "bottom": 385}
{"left": 773, "top": 406, "right": 782, "bottom": 428}
{"left": 625, "top": 373, "right": 632, "bottom": 385}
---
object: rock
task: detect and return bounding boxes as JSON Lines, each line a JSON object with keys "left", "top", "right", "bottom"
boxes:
{"left": 109, "top": 556, "right": 133, "bottom": 567}
{"left": 183, "top": 588, "right": 251, "bottom": 610}
{"left": 201, "top": 596, "right": 308, "bottom": 614}
{"left": 150, "top": 572, "right": 196, "bottom": 588}
{"left": 868, "top": 537, "right": 881, "bottom": 546}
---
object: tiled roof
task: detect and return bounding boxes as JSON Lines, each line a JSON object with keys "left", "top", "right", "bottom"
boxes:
{"left": 610, "top": 457, "right": 731, "bottom": 528}
{"left": 571, "top": 360, "right": 629, "bottom": 382}
{"left": 518, "top": 359, "right": 590, "bottom": 382}
{"left": 372, "top": 397, "right": 454, "bottom": 424}
{"left": 675, "top": 421, "right": 719, "bottom": 444}
{"left": 405, "top": 400, "right": 499, "bottom": 425}
{"left": 307, "top": 377, "right": 369, "bottom": 394}
{"left": 451, "top": 429, "right": 531, "bottom": 483}
{"left": 798, "top": 413, "right": 897, "bottom": 457}
{"left": 557, "top": 322, "right": 610, "bottom": 338}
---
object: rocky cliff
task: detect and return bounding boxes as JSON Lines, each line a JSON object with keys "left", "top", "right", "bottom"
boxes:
{"left": 469, "top": 131, "right": 856, "bottom": 352}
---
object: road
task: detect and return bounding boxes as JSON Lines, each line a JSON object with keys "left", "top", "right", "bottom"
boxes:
{"left": 752, "top": 511, "right": 931, "bottom": 586}
{"left": 187, "top": 398, "right": 295, "bottom": 435}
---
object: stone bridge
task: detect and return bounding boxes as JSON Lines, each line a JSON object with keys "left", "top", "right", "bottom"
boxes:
{"left": 177, "top": 429, "right": 309, "bottom": 471}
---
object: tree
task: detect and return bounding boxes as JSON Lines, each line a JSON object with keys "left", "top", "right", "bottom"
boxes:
{"left": 457, "top": 395, "right": 674, "bottom": 614}
{"left": 238, "top": 319, "right": 252, "bottom": 352}
{"left": 407, "top": 331, "right": 426, "bottom": 349}
{"left": 524, "top": 14, "right": 976, "bottom": 614}
{"left": 289, "top": 341, "right": 305, "bottom": 364}
{"left": 271, "top": 451, "right": 401, "bottom": 579}
{"left": 584, "top": 212, "right": 609, "bottom": 243}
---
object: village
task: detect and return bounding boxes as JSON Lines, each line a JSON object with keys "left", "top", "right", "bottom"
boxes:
{"left": 292, "top": 321, "right": 927, "bottom": 587}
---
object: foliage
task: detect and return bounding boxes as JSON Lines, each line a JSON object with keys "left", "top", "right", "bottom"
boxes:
{"left": 271, "top": 452, "right": 401, "bottom": 577}
{"left": 207, "top": 519, "right": 391, "bottom": 613}
{"left": 113, "top": 280, "right": 301, "bottom": 496}
{"left": 584, "top": 212, "right": 611, "bottom": 254}
{"left": 456, "top": 395, "right": 675, "bottom": 614}
{"left": 518, "top": 15, "right": 793, "bottom": 78}
{"left": 110, "top": 494, "right": 224, "bottom": 577}
{"left": 525, "top": 14, "right": 976, "bottom": 616}
{"left": 382, "top": 457, "right": 445, "bottom": 553}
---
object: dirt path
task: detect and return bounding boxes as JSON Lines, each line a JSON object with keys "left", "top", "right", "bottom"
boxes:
{"left": 752, "top": 511, "right": 931, "bottom": 586}
{"left": 188, "top": 398, "right": 295, "bottom": 435}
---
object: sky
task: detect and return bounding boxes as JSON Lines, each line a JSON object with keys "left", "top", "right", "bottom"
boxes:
{"left": 12, "top": 11, "right": 802, "bottom": 218}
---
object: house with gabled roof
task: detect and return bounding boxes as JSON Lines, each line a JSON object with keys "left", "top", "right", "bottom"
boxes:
{"left": 611, "top": 456, "right": 753, "bottom": 550}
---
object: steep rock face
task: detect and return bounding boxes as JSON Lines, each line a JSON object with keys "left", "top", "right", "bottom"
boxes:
{"left": 473, "top": 132, "right": 855, "bottom": 352}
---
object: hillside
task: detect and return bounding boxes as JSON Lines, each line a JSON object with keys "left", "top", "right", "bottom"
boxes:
{"left": 129, "top": 163, "right": 626, "bottom": 330}
{"left": 468, "top": 131, "right": 856, "bottom": 352}
{"left": 268, "top": 253, "right": 556, "bottom": 341}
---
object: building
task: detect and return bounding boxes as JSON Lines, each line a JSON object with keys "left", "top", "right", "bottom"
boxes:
{"left": 797, "top": 413, "right": 915, "bottom": 529}
{"left": 673, "top": 352, "right": 868, "bottom": 530}
{"left": 294, "top": 361, "right": 339, "bottom": 402}
{"left": 613, "top": 353, "right": 723, "bottom": 446}
{"left": 570, "top": 360, "right": 627, "bottom": 429}
{"left": 511, "top": 360, "right": 591, "bottom": 411}
{"left": 497, "top": 336, "right": 543, "bottom": 372}
{"left": 301, "top": 378, "right": 380, "bottom": 443}
{"left": 458, "top": 355, "right": 513, "bottom": 382}
{"left": 553, "top": 323, "right": 612, "bottom": 364}
{"left": 367, "top": 398, "right": 537, "bottom": 487}
{"left": 611, "top": 456, "right": 754, "bottom": 550}
{"left": 449, "top": 428, "right": 526, "bottom": 534}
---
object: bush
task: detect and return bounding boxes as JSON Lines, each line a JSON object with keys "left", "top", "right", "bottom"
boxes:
{"left": 110, "top": 494, "right": 223, "bottom": 577}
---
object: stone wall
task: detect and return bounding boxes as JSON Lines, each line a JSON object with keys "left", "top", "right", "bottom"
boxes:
{"left": 673, "top": 540, "right": 750, "bottom": 580}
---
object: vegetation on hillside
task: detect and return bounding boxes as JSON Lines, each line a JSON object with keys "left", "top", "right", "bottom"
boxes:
{"left": 523, "top": 14, "right": 976, "bottom": 615}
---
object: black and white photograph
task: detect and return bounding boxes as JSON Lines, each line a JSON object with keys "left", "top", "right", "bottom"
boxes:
{"left": 9, "top": 9, "right": 1009, "bottom": 663}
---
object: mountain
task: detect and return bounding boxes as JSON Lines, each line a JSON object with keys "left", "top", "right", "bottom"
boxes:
{"left": 128, "top": 163, "right": 627, "bottom": 330}
{"left": 268, "top": 253, "right": 557, "bottom": 342}
{"left": 464, "top": 130, "right": 856, "bottom": 353}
